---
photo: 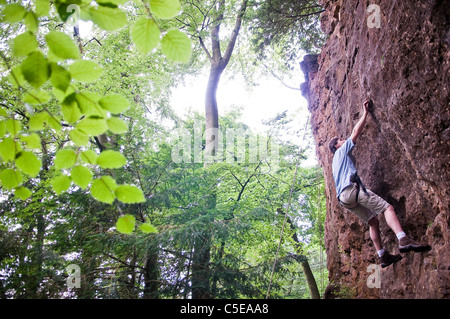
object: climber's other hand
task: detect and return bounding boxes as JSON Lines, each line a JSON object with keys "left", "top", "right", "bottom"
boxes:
{"left": 363, "top": 100, "right": 370, "bottom": 114}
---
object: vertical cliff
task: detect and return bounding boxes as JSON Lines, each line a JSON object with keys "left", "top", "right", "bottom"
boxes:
{"left": 301, "top": 0, "right": 449, "bottom": 298}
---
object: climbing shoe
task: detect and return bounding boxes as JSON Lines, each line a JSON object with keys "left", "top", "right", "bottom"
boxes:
{"left": 398, "top": 236, "right": 431, "bottom": 253}
{"left": 380, "top": 252, "right": 402, "bottom": 268}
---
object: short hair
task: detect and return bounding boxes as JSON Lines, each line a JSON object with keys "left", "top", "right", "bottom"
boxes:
{"left": 328, "top": 137, "right": 339, "bottom": 154}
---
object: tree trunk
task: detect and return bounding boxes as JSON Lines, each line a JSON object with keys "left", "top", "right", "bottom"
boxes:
{"left": 301, "top": 259, "right": 320, "bottom": 299}
{"left": 202, "top": 0, "right": 248, "bottom": 159}
{"left": 204, "top": 64, "right": 223, "bottom": 159}
{"left": 143, "top": 246, "right": 159, "bottom": 299}
{"left": 191, "top": 0, "right": 248, "bottom": 299}
{"left": 192, "top": 234, "right": 212, "bottom": 299}
{"left": 28, "top": 212, "right": 45, "bottom": 298}
{"left": 281, "top": 209, "right": 321, "bottom": 299}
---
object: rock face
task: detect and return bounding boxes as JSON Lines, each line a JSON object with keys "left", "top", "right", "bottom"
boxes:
{"left": 301, "top": 0, "right": 449, "bottom": 298}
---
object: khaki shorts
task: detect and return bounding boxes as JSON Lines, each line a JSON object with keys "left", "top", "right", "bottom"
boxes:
{"left": 338, "top": 184, "right": 390, "bottom": 224}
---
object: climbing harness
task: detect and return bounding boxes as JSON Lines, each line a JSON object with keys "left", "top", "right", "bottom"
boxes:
{"left": 350, "top": 172, "right": 369, "bottom": 199}
{"left": 338, "top": 172, "right": 369, "bottom": 206}
{"left": 265, "top": 114, "right": 310, "bottom": 299}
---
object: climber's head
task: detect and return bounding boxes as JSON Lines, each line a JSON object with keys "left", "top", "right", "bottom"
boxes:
{"left": 328, "top": 137, "right": 345, "bottom": 154}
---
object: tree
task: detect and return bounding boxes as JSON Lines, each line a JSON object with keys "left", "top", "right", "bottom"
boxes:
{"left": 251, "top": 0, "right": 325, "bottom": 65}
{"left": 178, "top": 0, "right": 248, "bottom": 156}
{"left": 175, "top": 0, "right": 250, "bottom": 298}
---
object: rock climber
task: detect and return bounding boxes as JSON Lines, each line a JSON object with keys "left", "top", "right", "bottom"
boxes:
{"left": 328, "top": 100, "right": 431, "bottom": 268}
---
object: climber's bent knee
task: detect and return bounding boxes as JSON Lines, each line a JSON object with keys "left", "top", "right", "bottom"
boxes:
{"left": 382, "top": 205, "right": 395, "bottom": 214}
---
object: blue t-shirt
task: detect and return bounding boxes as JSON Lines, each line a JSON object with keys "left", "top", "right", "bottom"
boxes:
{"left": 332, "top": 137, "right": 357, "bottom": 197}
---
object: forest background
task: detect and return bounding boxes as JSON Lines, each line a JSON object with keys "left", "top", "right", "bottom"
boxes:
{"left": 0, "top": 0, "right": 327, "bottom": 299}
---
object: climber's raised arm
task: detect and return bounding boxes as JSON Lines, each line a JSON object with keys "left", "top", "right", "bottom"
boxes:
{"left": 350, "top": 100, "right": 370, "bottom": 143}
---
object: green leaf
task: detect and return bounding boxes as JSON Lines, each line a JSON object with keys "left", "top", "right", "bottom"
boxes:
{"left": 0, "top": 121, "right": 5, "bottom": 138}
{"left": 24, "top": 12, "right": 39, "bottom": 33}
{"left": 28, "top": 112, "right": 49, "bottom": 131}
{"left": 35, "top": 0, "right": 50, "bottom": 17}
{"left": 21, "top": 51, "right": 50, "bottom": 89}
{"left": 69, "top": 128, "right": 89, "bottom": 146}
{"left": 149, "top": 0, "right": 181, "bottom": 19}
{"left": 0, "top": 137, "right": 19, "bottom": 162}
{"left": 131, "top": 17, "right": 161, "bottom": 54}
{"left": 13, "top": 31, "right": 38, "bottom": 57}
{"left": 46, "top": 114, "right": 62, "bottom": 132}
{"left": 23, "top": 90, "right": 51, "bottom": 105}
{"left": 96, "top": 150, "right": 126, "bottom": 169}
{"left": 80, "top": 150, "right": 97, "bottom": 165}
{"left": 98, "top": 94, "right": 130, "bottom": 114}
{"left": 20, "top": 133, "right": 41, "bottom": 150}
{"left": 100, "top": 175, "right": 117, "bottom": 190}
{"left": 91, "top": 176, "right": 117, "bottom": 204}
{"left": 139, "top": 222, "right": 158, "bottom": 234}
{"left": 69, "top": 60, "right": 102, "bottom": 83}
{"left": 115, "top": 185, "right": 145, "bottom": 204}
{"left": 77, "top": 118, "right": 108, "bottom": 136}
{"left": 62, "top": 93, "right": 82, "bottom": 124}
{"left": 51, "top": 175, "right": 72, "bottom": 195}
{"left": 15, "top": 151, "right": 41, "bottom": 177}
{"left": 107, "top": 117, "right": 128, "bottom": 134}
{"left": 15, "top": 186, "right": 32, "bottom": 200}
{"left": 2, "top": 4, "right": 26, "bottom": 23}
{"left": 9, "top": 66, "right": 26, "bottom": 88}
{"left": 50, "top": 63, "right": 72, "bottom": 92}
{"left": 6, "top": 119, "right": 21, "bottom": 136}
{"left": 54, "top": 149, "right": 77, "bottom": 170}
{"left": 76, "top": 92, "right": 106, "bottom": 117}
{"left": 71, "top": 165, "right": 93, "bottom": 189}
{"left": 0, "top": 169, "right": 22, "bottom": 189}
{"left": 116, "top": 215, "right": 135, "bottom": 234}
{"left": 89, "top": 6, "right": 127, "bottom": 31}
{"left": 53, "top": 85, "right": 72, "bottom": 102}
{"left": 161, "top": 30, "right": 192, "bottom": 63}
{"left": 46, "top": 31, "right": 81, "bottom": 60}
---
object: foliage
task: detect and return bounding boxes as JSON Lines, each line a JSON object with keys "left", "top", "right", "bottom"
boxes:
{"left": 250, "top": 0, "right": 325, "bottom": 68}
{"left": 0, "top": 0, "right": 327, "bottom": 299}
{"left": 0, "top": 0, "right": 191, "bottom": 206}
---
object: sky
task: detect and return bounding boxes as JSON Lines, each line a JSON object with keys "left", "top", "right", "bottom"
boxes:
{"left": 170, "top": 70, "right": 309, "bottom": 133}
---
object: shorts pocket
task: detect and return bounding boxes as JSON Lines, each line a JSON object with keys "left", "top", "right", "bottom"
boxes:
{"left": 339, "top": 185, "right": 357, "bottom": 207}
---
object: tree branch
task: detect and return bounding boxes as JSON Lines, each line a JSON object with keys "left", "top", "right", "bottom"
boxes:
{"left": 221, "top": 0, "right": 248, "bottom": 66}
{"left": 264, "top": 65, "right": 301, "bottom": 91}
{"left": 210, "top": 0, "right": 225, "bottom": 61}
{"left": 199, "top": 35, "right": 213, "bottom": 62}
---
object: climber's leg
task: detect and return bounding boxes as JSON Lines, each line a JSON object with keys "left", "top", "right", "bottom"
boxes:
{"left": 358, "top": 191, "right": 408, "bottom": 242}
{"left": 383, "top": 205, "right": 404, "bottom": 234}
{"left": 383, "top": 205, "right": 431, "bottom": 253}
{"left": 357, "top": 191, "right": 404, "bottom": 267}
{"left": 368, "top": 216, "right": 402, "bottom": 268}
{"left": 368, "top": 217, "right": 383, "bottom": 251}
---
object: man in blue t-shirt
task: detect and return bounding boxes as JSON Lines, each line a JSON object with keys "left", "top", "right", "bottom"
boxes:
{"left": 328, "top": 100, "right": 430, "bottom": 268}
